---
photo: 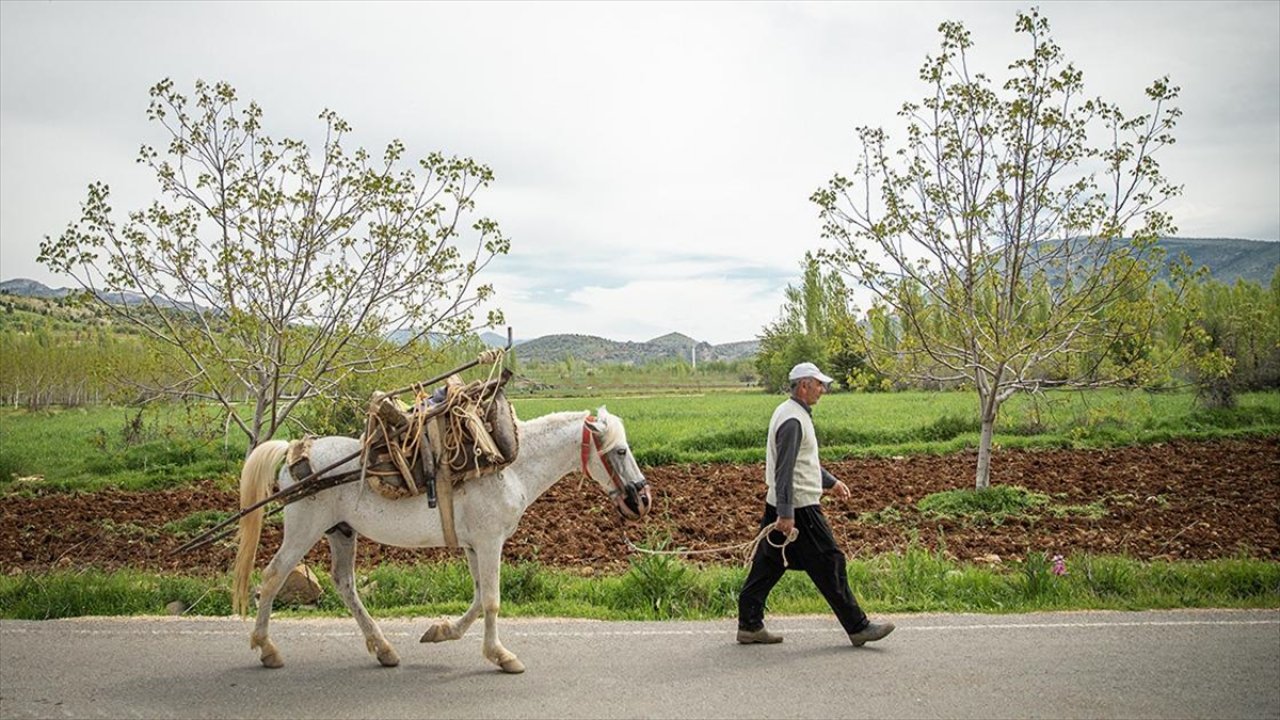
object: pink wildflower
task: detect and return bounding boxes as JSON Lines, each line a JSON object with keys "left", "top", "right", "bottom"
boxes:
{"left": 1051, "top": 554, "right": 1068, "bottom": 576}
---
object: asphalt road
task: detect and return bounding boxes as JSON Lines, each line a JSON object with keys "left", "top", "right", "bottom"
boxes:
{"left": 2, "top": 609, "right": 1277, "bottom": 719}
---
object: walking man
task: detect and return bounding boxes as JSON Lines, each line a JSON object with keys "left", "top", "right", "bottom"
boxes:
{"left": 736, "top": 362, "right": 895, "bottom": 647}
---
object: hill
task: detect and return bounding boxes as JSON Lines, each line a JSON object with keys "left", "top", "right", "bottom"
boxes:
{"left": 480, "top": 331, "right": 522, "bottom": 348}
{"left": 0, "top": 278, "right": 202, "bottom": 311}
{"left": 0, "top": 287, "right": 117, "bottom": 328}
{"left": 0, "top": 278, "right": 71, "bottom": 299}
{"left": 1155, "top": 237, "right": 1278, "bottom": 286}
{"left": 514, "top": 333, "right": 758, "bottom": 365}
{"left": 0, "top": 288, "right": 757, "bottom": 363}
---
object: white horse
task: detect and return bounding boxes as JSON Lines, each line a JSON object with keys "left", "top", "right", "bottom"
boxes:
{"left": 231, "top": 407, "right": 651, "bottom": 673}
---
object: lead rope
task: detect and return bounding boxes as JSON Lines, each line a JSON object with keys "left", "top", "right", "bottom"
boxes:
{"left": 623, "top": 522, "right": 800, "bottom": 568}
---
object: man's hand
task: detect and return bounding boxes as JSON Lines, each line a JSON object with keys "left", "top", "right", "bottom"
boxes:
{"left": 774, "top": 516, "right": 795, "bottom": 537}
{"left": 828, "top": 480, "right": 851, "bottom": 499}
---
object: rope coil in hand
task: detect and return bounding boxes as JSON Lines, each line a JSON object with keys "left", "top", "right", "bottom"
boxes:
{"left": 623, "top": 522, "right": 800, "bottom": 568}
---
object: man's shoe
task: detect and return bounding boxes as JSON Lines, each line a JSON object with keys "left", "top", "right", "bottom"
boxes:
{"left": 736, "top": 627, "right": 784, "bottom": 644}
{"left": 848, "top": 621, "right": 895, "bottom": 646}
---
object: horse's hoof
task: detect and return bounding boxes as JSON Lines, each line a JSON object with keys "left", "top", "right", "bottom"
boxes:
{"left": 499, "top": 658, "right": 525, "bottom": 674}
{"left": 420, "top": 623, "right": 452, "bottom": 643}
{"left": 376, "top": 647, "right": 401, "bottom": 667}
{"left": 260, "top": 652, "right": 284, "bottom": 669}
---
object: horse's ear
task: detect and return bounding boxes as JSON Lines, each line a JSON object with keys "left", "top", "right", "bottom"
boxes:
{"left": 587, "top": 407, "right": 613, "bottom": 434}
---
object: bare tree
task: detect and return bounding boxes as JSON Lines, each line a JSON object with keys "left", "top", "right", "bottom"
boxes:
{"left": 812, "top": 10, "right": 1180, "bottom": 489}
{"left": 40, "top": 79, "right": 509, "bottom": 452}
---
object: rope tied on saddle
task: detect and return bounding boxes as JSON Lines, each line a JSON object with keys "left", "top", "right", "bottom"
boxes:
{"left": 439, "top": 347, "right": 508, "bottom": 475}
{"left": 361, "top": 348, "right": 517, "bottom": 501}
{"left": 624, "top": 521, "right": 800, "bottom": 568}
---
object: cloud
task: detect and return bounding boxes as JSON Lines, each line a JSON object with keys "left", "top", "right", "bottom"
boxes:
{"left": 488, "top": 250, "right": 793, "bottom": 344}
{"left": 2, "top": 0, "right": 1276, "bottom": 344}
{"left": 493, "top": 273, "right": 785, "bottom": 345}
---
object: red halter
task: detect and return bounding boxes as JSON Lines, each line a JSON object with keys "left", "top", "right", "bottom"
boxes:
{"left": 581, "top": 416, "right": 627, "bottom": 497}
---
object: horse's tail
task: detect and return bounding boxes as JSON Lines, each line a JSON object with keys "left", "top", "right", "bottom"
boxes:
{"left": 232, "top": 439, "right": 290, "bottom": 617}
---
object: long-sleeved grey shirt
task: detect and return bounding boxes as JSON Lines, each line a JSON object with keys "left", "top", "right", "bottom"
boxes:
{"left": 773, "top": 395, "right": 837, "bottom": 519}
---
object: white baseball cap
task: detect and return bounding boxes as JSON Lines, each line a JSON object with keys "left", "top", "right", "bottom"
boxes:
{"left": 788, "top": 362, "right": 834, "bottom": 386}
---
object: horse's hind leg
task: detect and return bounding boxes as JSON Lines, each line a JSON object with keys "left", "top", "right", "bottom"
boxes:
{"left": 251, "top": 526, "right": 324, "bottom": 669}
{"left": 327, "top": 527, "right": 398, "bottom": 667}
{"left": 420, "top": 546, "right": 483, "bottom": 643}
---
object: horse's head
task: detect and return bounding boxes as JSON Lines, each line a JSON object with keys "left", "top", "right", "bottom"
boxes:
{"left": 581, "top": 407, "right": 651, "bottom": 520}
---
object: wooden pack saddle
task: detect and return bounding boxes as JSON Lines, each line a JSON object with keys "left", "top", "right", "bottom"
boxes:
{"left": 361, "top": 368, "right": 519, "bottom": 506}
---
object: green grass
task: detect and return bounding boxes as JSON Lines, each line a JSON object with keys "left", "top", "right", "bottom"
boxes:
{"left": 0, "top": 404, "right": 243, "bottom": 492}
{"left": 513, "top": 358, "right": 755, "bottom": 396}
{"left": 512, "top": 389, "right": 1280, "bottom": 467}
{"left": 2, "top": 389, "right": 1277, "bottom": 490}
{"left": 918, "top": 485, "right": 1053, "bottom": 520}
{"left": 912, "top": 485, "right": 1109, "bottom": 523}
{"left": 2, "top": 550, "right": 1276, "bottom": 620}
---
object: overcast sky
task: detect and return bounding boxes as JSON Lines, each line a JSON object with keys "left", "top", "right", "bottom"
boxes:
{"left": 2, "top": 1, "right": 1277, "bottom": 344}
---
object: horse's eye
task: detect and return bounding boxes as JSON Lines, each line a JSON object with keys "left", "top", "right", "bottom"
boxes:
{"left": 615, "top": 448, "right": 627, "bottom": 457}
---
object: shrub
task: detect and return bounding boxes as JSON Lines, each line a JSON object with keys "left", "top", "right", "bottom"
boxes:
{"left": 918, "top": 414, "right": 979, "bottom": 442}
{"left": 501, "top": 560, "right": 558, "bottom": 605}
{"left": 917, "top": 485, "right": 1050, "bottom": 520}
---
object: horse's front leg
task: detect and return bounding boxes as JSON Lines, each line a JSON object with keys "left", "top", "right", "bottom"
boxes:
{"left": 475, "top": 543, "right": 524, "bottom": 674}
{"left": 420, "top": 547, "right": 484, "bottom": 643}
{"left": 327, "top": 528, "right": 398, "bottom": 667}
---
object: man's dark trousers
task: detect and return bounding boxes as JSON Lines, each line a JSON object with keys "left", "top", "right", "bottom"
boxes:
{"left": 737, "top": 503, "right": 869, "bottom": 634}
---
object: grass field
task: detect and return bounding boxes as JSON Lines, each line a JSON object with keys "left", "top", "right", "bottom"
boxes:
{"left": 3, "top": 550, "right": 1277, "bottom": 621}
{"left": 513, "top": 389, "right": 1280, "bottom": 466}
{"left": 3, "top": 389, "right": 1279, "bottom": 491}
{"left": 0, "top": 403, "right": 243, "bottom": 492}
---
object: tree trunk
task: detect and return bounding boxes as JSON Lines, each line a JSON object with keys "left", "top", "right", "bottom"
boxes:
{"left": 974, "top": 385, "right": 1002, "bottom": 491}
{"left": 247, "top": 394, "right": 267, "bottom": 460}
{"left": 974, "top": 415, "right": 995, "bottom": 491}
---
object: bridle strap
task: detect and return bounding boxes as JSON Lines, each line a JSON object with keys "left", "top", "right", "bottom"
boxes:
{"left": 581, "top": 416, "right": 626, "bottom": 497}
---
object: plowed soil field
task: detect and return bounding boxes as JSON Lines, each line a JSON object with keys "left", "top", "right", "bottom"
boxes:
{"left": 2, "top": 437, "right": 1277, "bottom": 575}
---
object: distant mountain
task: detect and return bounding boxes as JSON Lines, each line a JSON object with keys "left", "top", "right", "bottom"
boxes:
{"left": 647, "top": 332, "right": 700, "bottom": 351}
{"left": 0, "top": 278, "right": 71, "bottom": 298}
{"left": 383, "top": 328, "right": 529, "bottom": 348}
{"left": 1154, "top": 237, "right": 1278, "bottom": 286}
{"left": 1020, "top": 237, "right": 1278, "bottom": 287}
{"left": 0, "top": 278, "right": 203, "bottom": 311}
{"left": 480, "top": 331, "right": 525, "bottom": 348}
{"left": 513, "top": 332, "right": 758, "bottom": 365}
{"left": 713, "top": 339, "right": 762, "bottom": 359}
